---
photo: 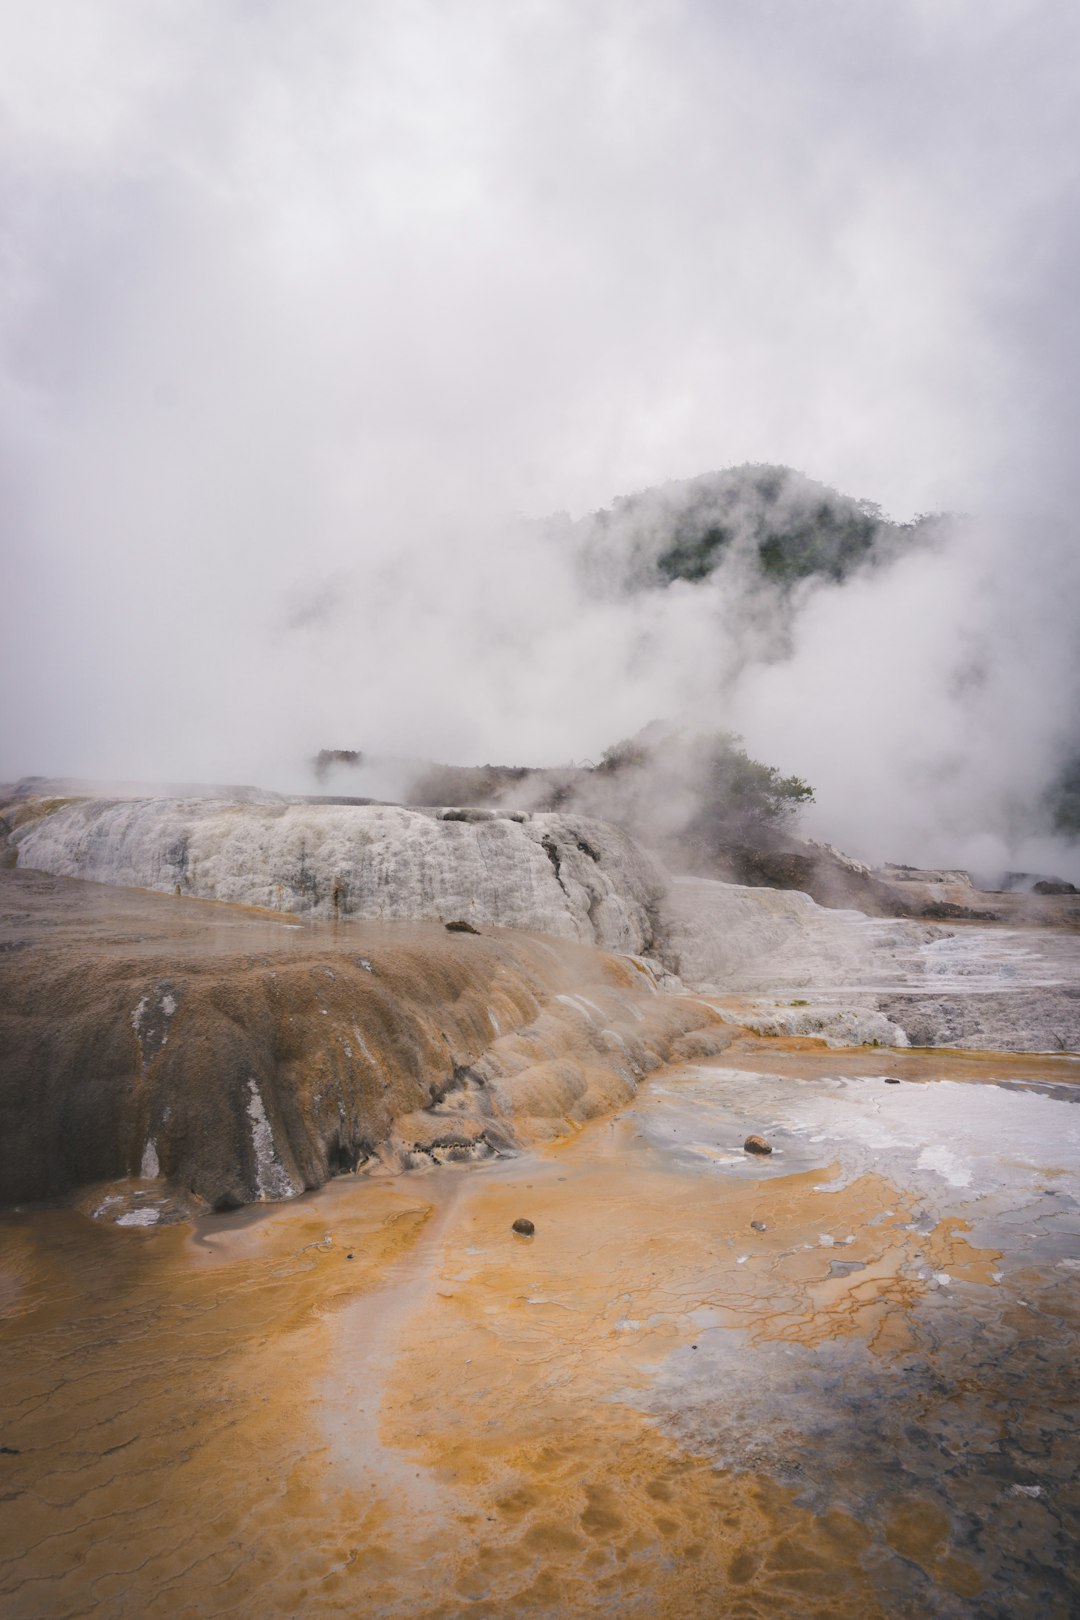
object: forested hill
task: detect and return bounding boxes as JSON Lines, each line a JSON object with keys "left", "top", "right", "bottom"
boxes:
{"left": 577, "top": 462, "right": 942, "bottom": 590}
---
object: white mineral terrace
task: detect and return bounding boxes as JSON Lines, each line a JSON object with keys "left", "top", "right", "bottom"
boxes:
{"left": 11, "top": 798, "right": 664, "bottom": 954}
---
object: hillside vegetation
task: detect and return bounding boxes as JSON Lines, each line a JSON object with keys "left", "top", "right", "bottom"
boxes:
{"left": 409, "top": 725, "right": 813, "bottom": 866}
{"left": 578, "top": 461, "right": 940, "bottom": 591}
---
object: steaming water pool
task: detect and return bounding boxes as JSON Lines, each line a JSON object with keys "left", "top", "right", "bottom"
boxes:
{"left": 1, "top": 1047, "right": 1078, "bottom": 1617}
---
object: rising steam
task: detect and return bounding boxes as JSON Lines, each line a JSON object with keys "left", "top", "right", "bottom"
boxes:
{"left": 3, "top": 2, "right": 1079, "bottom": 880}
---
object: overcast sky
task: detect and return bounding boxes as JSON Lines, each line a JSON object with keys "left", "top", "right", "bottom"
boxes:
{"left": 3, "top": 1, "right": 1079, "bottom": 869}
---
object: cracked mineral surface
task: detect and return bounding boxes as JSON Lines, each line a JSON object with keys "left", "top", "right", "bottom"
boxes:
{"left": 2, "top": 1036, "right": 1077, "bottom": 1617}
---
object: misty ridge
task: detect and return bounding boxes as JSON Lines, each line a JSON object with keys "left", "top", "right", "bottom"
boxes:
{"left": 569, "top": 461, "right": 943, "bottom": 595}
{"left": 305, "top": 459, "right": 1079, "bottom": 889}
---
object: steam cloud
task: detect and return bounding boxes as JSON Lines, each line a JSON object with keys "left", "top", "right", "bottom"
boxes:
{"left": 3, "top": 2, "right": 1079, "bottom": 879}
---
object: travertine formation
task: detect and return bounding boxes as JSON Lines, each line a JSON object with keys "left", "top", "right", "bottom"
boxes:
{"left": 0, "top": 868, "right": 725, "bottom": 1217}
{"left": 660, "top": 875, "right": 1080, "bottom": 1051}
{"left": 5, "top": 797, "right": 1080, "bottom": 1228}
{"left": 9, "top": 798, "right": 664, "bottom": 954}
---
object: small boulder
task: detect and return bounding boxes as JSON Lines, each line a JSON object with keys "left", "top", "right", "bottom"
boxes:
{"left": 884, "top": 1077, "right": 901, "bottom": 1085}
{"left": 445, "top": 919, "right": 481, "bottom": 935}
{"left": 750, "top": 1220, "right": 768, "bottom": 1232}
{"left": 743, "top": 1135, "right": 772, "bottom": 1156}
{"left": 511, "top": 1218, "right": 535, "bottom": 1236}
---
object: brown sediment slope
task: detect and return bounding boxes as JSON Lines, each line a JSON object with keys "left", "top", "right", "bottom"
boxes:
{"left": 0, "top": 869, "right": 726, "bottom": 1215}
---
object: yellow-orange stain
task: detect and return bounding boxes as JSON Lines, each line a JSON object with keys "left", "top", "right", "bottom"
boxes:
{"left": 885, "top": 1498, "right": 984, "bottom": 1598}
{"left": 0, "top": 1047, "right": 1008, "bottom": 1618}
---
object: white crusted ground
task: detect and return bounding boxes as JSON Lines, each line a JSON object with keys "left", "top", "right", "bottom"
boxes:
{"left": 12, "top": 800, "right": 664, "bottom": 954}
{"left": 661, "top": 875, "right": 1080, "bottom": 1050}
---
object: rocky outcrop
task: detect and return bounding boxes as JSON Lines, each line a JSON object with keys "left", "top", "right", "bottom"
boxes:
{"left": 659, "top": 876, "right": 917, "bottom": 992}
{"left": 0, "top": 869, "right": 724, "bottom": 1216}
{"left": 660, "top": 875, "right": 1080, "bottom": 1052}
{"left": 872, "top": 864, "right": 1080, "bottom": 925}
{"left": 9, "top": 799, "right": 666, "bottom": 956}
{"left": 702, "top": 838, "right": 915, "bottom": 916}
{"left": 4, "top": 790, "right": 1075, "bottom": 1095}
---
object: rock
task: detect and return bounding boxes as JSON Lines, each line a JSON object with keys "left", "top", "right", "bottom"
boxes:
{"left": 880, "top": 864, "right": 974, "bottom": 886}
{"left": 511, "top": 1217, "right": 535, "bottom": 1236}
{"left": 750, "top": 1219, "right": 768, "bottom": 1231}
{"left": 918, "top": 901, "right": 1001, "bottom": 921}
{"left": 884, "top": 1076, "right": 901, "bottom": 1084}
{"left": 0, "top": 867, "right": 730, "bottom": 1214}
{"left": 1034, "top": 879, "right": 1078, "bottom": 896}
{"left": 743, "top": 1135, "right": 772, "bottom": 1155}
{"left": 439, "top": 807, "right": 496, "bottom": 823}
{"left": 659, "top": 876, "right": 915, "bottom": 994}
{"left": 445, "top": 919, "right": 481, "bottom": 934}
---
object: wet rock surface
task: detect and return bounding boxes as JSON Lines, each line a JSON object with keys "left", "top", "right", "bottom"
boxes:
{"left": 0, "top": 868, "right": 722, "bottom": 1212}
{"left": 632, "top": 1059, "right": 1080, "bottom": 1618}
{"left": 664, "top": 876, "right": 1080, "bottom": 1051}
{"left": 13, "top": 794, "right": 1080, "bottom": 1057}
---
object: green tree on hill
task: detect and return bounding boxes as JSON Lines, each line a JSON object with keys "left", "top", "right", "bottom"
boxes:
{"left": 583, "top": 462, "right": 941, "bottom": 592}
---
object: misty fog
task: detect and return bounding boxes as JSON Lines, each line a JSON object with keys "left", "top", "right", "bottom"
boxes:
{"left": 3, "top": 1, "right": 1079, "bottom": 879}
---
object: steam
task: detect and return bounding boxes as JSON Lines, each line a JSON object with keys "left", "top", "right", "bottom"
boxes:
{"left": 3, "top": 2, "right": 1080, "bottom": 879}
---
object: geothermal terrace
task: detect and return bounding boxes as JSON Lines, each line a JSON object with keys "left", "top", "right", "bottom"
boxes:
{"left": 0, "top": 796, "right": 1078, "bottom": 1617}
